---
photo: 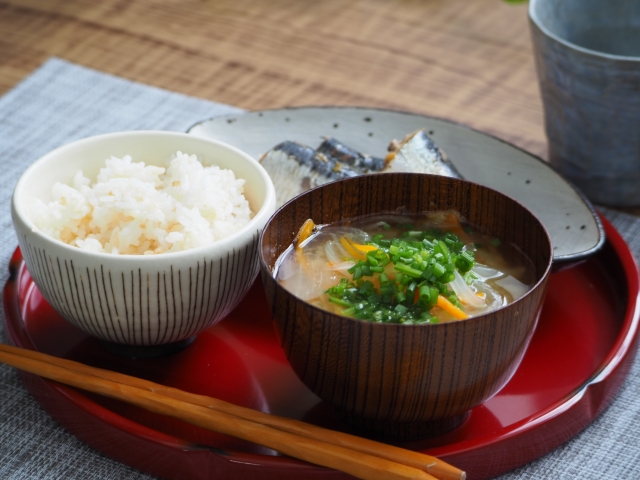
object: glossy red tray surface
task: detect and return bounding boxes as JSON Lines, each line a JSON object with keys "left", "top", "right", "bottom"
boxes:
{"left": 3, "top": 217, "right": 639, "bottom": 480}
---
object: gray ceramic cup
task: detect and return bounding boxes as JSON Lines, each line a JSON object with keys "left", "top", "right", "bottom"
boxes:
{"left": 529, "top": 0, "right": 640, "bottom": 206}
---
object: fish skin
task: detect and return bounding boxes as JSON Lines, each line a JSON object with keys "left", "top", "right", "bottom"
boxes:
{"left": 261, "top": 131, "right": 461, "bottom": 208}
{"left": 309, "top": 151, "right": 362, "bottom": 181}
{"left": 259, "top": 146, "right": 318, "bottom": 208}
{"left": 316, "top": 137, "right": 387, "bottom": 172}
{"left": 384, "top": 130, "right": 463, "bottom": 179}
{"left": 272, "top": 141, "right": 317, "bottom": 167}
{"left": 260, "top": 141, "right": 362, "bottom": 208}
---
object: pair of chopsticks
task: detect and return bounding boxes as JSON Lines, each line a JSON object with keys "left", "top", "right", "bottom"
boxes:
{"left": 0, "top": 344, "right": 465, "bottom": 480}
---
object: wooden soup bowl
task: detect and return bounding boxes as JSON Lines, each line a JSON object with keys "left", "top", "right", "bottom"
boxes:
{"left": 259, "top": 173, "right": 552, "bottom": 440}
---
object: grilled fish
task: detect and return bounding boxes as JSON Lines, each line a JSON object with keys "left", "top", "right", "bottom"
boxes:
{"left": 260, "top": 141, "right": 361, "bottom": 208}
{"left": 316, "top": 137, "right": 387, "bottom": 173}
{"left": 260, "top": 131, "right": 461, "bottom": 208}
{"left": 384, "top": 130, "right": 462, "bottom": 178}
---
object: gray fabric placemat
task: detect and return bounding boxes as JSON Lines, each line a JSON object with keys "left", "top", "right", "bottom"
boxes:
{"left": 0, "top": 58, "right": 639, "bottom": 479}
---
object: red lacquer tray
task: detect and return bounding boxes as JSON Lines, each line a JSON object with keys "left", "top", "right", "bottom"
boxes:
{"left": 3, "top": 217, "right": 639, "bottom": 480}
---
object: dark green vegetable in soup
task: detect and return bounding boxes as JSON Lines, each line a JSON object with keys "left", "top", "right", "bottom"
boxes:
{"left": 275, "top": 211, "right": 533, "bottom": 324}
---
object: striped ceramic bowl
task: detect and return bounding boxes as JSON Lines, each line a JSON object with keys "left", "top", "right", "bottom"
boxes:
{"left": 12, "top": 131, "right": 276, "bottom": 354}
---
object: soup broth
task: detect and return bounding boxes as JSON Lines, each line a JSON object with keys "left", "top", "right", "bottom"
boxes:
{"left": 275, "top": 211, "right": 535, "bottom": 324}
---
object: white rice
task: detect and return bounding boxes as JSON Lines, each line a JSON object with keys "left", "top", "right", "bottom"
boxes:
{"left": 30, "top": 152, "right": 253, "bottom": 255}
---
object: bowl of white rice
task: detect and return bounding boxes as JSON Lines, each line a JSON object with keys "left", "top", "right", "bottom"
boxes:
{"left": 11, "top": 130, "right": 276, "bottom": 356}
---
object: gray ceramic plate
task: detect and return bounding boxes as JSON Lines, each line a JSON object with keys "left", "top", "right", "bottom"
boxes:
{"left": 188, "top": 106, "right": 604, "bottom": 265}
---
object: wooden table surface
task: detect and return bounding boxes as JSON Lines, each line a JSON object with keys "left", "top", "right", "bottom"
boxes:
{"left": 0, "top": 0, "right": 545, "bottom": 159}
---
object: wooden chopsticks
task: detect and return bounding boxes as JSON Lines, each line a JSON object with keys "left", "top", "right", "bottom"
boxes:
{"left": 0, "top": 343, "right": 465, "bottom": 480}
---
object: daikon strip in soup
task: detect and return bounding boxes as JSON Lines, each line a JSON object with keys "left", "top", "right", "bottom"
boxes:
{"left": 275, "top": 211, "right": 535, "bottom": 324}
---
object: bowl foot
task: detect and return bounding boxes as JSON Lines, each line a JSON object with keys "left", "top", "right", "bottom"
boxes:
{"left": 338, "top": 411, "right": 469, "bottom": 440}
{"left": 99, "top": 336, "right": 196, "bottom": 359}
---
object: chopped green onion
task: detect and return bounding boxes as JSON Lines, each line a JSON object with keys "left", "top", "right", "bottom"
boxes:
{"left": 321, "top": 220, "right": 484, "bottom": 324}
{"left": 329, "top": 296, "right": 352, "bottom": 307}
{"left": 394, "top": 263, "right": 423, "bottom": 278}
{"left": 432, "top": 262, "right": 446, "bottom": 278}
{"left": 394, "top": 304, "right": 408, "bottom": 314}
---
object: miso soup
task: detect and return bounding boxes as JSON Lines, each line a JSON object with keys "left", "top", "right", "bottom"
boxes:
{"left": 275, "top": 211, "right": 535, "bottom": 324}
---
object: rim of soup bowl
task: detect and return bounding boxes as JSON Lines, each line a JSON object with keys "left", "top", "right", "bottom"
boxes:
{"left": 259, "top": 172, "right": 553, "bottom": 325}
{"left": 12, "top": 130, "right": 277, "bottom": 262}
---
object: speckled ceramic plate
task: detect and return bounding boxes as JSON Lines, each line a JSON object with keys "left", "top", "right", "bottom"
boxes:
{"left": 188, "top": 106, "right": 604, "bottom": 266}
